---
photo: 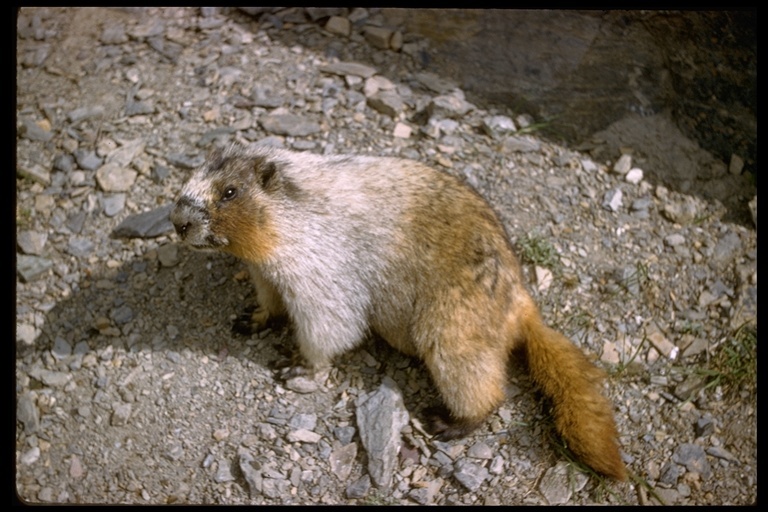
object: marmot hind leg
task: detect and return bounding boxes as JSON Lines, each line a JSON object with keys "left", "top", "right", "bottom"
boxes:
{"left": 417, "top": 317, "right": 510, "bottom": 440}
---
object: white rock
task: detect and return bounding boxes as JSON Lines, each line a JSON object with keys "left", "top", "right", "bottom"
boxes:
{"left": 625, "top": 167, "right": 644, "bottom": 184}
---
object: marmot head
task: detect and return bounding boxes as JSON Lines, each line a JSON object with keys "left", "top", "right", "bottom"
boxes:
{"left": 171, "top": 146, "right": 296, "bottom": 263}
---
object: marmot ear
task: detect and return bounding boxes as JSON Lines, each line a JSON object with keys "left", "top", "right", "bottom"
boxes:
{"left": 254, "top": 157, "right": 303, "bottom": 200}
{"left": 256, "top": 159, "right": 279, "bottom": 191}
{"left": 205, "top": 146, "right": 229, "bottom": 174}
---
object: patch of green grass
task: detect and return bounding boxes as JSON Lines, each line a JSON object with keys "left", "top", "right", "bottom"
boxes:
{"left": 697, "top": 322, "right": 756, "bottom": 396}
{"left": 16, "top": 206, "right": 32, "bottom": 230}
{"left": 359, "top": 489, "right": 398, "bottom": 506}
{"left": 517, "top": 231, "right": 560, "bottom": 270}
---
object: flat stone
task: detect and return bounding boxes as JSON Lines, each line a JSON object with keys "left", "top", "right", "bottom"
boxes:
{"left": 67, "top": 106, "right": 105, "bottom": 124}
{"left": 17, "top": 230, "right": 48, "bottom": 255}
{"left": 260, "top": 114, "right": 321, "bottom": 137}
{"left": 612, "top": 153, "right": 632, "bottom": 174}
{"left": 166, "top": 153, "right": 205, "bottom": 170}
{"left": 364, "top": 25, "right": 393, "bottom": 49}
{"left": 101, "top": 193, "right": 126, "bottom": 217}
{"left": 319, "top": 61, "right": 377, "bottom": 79}
{"left": 17, "top": 254, "right": 53, "bottom": 282}
{"left": 111, "top": 204, "right": 174, "bottom": 239}
{"left": 500, "top": 135, "right": 541, "bottom": 153}
{"left": 453, "top": 459, "right": 490, "bottom": 492}
{"left": 17, "top": 163, "right": 51, "bottom": 185}
{"left": 74, "top": 150, "right": 103, "bottom": 171}
{"left": 325, "top": 16, "right": 350, "bottom": 37}
{"left": 366, "top": 90, "right": 404, "bottom": 118}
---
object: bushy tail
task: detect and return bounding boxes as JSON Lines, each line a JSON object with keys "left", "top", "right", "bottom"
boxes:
{"left": 523, "top": 314, "right": 626, "bottom": 480}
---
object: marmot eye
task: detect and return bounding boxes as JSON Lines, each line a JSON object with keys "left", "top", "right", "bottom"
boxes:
{"left": 222, "top": 187, "right": 237, "bottom": 201}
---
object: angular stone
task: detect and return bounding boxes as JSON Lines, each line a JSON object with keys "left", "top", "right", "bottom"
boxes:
{"left": 364, "top": 25, "right": 393, "bottom": 49}
{"left": 17, "top": 230, "right": 48, "bottom": 255}
{"left": 111, "top": 204, "right": 174, "bottom": 239}
{"left": 260, "top": 114, "right": 321, "bottom": 137}
{"left": 325, "top": 16, "right": 350, "bottom": 37}
{"left": 16, "top": 255, "right": 53, "bottom": 282}
{"left": 319, "top": 61, "right": 377, "bottom": 79}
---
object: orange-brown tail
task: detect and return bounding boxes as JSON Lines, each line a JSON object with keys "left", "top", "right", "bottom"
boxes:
{"left": 523, "top": 313, "right": 626, "bottom": 480}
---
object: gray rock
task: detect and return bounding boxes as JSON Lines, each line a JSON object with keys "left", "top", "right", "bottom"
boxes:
{"left": 238, "top": 449, "right": 263, "bottom": 497}
{"left": 329, "top": 442, "right": 357, "bottom": 481}
{"left": 319, "top": 61, "right": 377, "bottom": 79}
{"left": 260, "top": 114, "right": 322, "bottom": 137}
{"left": 467, "top": 441, "right": 493, "bottom": 460}
{"left": 711, "top": 232, "right": 742, "bottom": 268}
{"left": 197, "top": 127, "right": 236, "bottom": 147}
{"left": 355, "top": 376, "right": 409, "bottom": 488}
{"left": 157, "top": 243, "right": 180, "bottom": 267}
{"left": 428, "top": 93, "right": 475, "bottom": 118}
{"left": 53, "top": 153, "right": 75, "bottom": 173}
{"left": 538, "top": 461, "right": 588, "bottom": 504}
{"left": 16, "top": 254, "right": 53, "bottom": 282}
{"left": 100, "top": 24, "right": 128, "bottom": 44}
{"left": 612, "top": 153, "right": 632, "bottom": 174}
{"left": 325, "top": 16, "right": 351, "bottom": 37}
{"left": 408, "top": 480, "right": 442, "bottom": 505}
{"left": 284, "top": 375, "right": 319, "bottom": 393}
{"left": 198, "top": 16, "right": 226, "bottom": 30}
{"left": 74, "top": 150, "right": 103, "bottom": 171}
{"left": 66, "top": 237, "right": 95, "bottom": 258}
{"left": 364, "top": 25, "right": 392, "bottom": 49}
{"left": 306, "top": 7, "right": 346, "bottom": 21}
{"left": 51, "top": 337, "right": 72, "bottom": 361}
{"left": 500, "top": 135, "right": 541, "bottom": 153}
{"left": 482, "top": 115, "right": 517, "bottom": 137}
{"left": 630, "top": 196, "right": 653, "bottom": 211}
{"left": 664, "top": 233, "right": 686, "bottom": 247}
{"left": 674, "top": 373, "right": 707, "bottom": 401}
{"left": 101, "top": 193, "right": 126, "bottom": 217}
{"left": 66, "top": 211, "right": 87, "bottom": 234}
{"left": 706, "top": 446, "right": 739, "bottom": 463}
{"left": 414, "top": 72, "right": 457, "bottom": 94}
{"left": 286, "top": 429, "right": 321, "bottom": 443}
{"left": 453, "top": 459, "right": 489, "bottom": 492}
{"left": 662, "top": 196, "right": 699, "bottom": 224}
{"left": 111, "top": 402, "right": 132, "bottom": 426}
{"left": 289, "top": 413, "right": 318, "bottom": 430}
{"left": 602, "top": 188, "right": 623, "bottom": 212}
{"left": 214, "top": 460, "right": 236, "bottom": 483}
{"left": 17, "top": 393, "right": 40, "bottom": 434}
{"left": 673, "top": 443, "right": 712, "bottom": 480}
{"left": 17, "top": 163, "right": 51, "bottom": 185}
{"left": 659, "top": 460, "right": 681, "bottom": 487}
{"left": 29, "top": 369, "right": 71, "bottom": 388}
{"left": 128, "top": 19, "right": 165, "bottom": 39}
{"left": 111, "top": 305, "right": 134, "bottom": 325}
{"left": 20, "top": 119, "right": 54, "bottom": 142}
{"left": 167, "top": 153, "right": 205, "bottom": 170}
{"left": 16, "top": 323, "right": 37, "bottom": 346}
{"left": 17, "top": 230, "right": 48, "bottom": 255}
{"left": 125, "top": 99, "right": 155, "bottom": 116}
{"left": 334, "top": 426, "right": 356, "bottom": 445}
{"left": 366, "top": 90, "right": 404, "bottom": 118}
{"left": 106, "top": 139, "right": 145, "bottom": 167}
{"left": 345, "top": 474, "right": 371, "bottom": 499}
{"left": 111, "top": 204, "right": 174, "bottom": 239}
{"left": 67, "top": 106, "right": 105, "bottom": 124}
{"left": 151, "top": 164, "right": 171, "bottom": 183}
{"left": 262, "top": 477, "right": 291, "bottom": 499}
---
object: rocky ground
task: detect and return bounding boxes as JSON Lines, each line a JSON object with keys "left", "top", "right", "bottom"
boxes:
{"left": 15, "top": 7, "right": 757, "bottom": 505}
